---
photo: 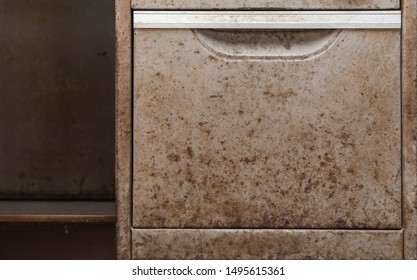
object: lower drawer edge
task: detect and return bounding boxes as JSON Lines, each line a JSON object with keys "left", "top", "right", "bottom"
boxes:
{"left": 131, "top": 229, "right": 403, "bottom": 260}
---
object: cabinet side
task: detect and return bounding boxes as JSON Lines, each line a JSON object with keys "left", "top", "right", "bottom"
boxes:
{"left": 403, "top": 0, "right": 417, "bottom": 260}
{"left": 115, "top": 0, "right": 132, "bottom": 260}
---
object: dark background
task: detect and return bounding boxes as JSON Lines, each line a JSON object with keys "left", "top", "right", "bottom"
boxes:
{"left": 0, "top": 0, "right": 116, "bottom": 259}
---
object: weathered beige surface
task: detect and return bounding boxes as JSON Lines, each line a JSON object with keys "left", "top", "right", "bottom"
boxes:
{"left": 132, "top": 229, "right": 403, "bottom": 259}
{"left": 133, "top": 29, "right": 401, "bottom": 229}
{"left": 402, "top": 0, "right": 417, "bottom": 260}
{"left": 132, "top": 0, "right": 399, "bottom": 9}
{"left": 0, "top": 0, "right": 115, "bottom": 199}
{"left": 115, "top": 0, "right": 133, "bottom": 259}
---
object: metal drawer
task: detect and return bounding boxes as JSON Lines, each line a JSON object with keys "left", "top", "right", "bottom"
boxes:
{"left": 132, "top": 12, "right": 401, "bottom": 230}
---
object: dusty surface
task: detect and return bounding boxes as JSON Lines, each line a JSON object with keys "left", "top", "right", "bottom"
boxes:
{"left": 132, "top": 0, "right": 399, "bottom": 9}
{"left": 132, "top": 229, "right": 403, "bottom": 259}
{"left": 133, "top": 29, "right": 401, "bottom": 229}
{"left": 0, "top": 0, "right": 115, "bottom": 199}
{"left": 402, "top": 0, "right": 417, "bottom": 260}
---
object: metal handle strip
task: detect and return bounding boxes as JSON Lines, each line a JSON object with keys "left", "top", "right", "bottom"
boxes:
{"left": 133, "top": 10, "right": 401, "bottom": 29}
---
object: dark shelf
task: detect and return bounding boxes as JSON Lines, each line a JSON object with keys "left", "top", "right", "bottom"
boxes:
{"left": 0, "top": 201, "right": 115, "bottom": 223}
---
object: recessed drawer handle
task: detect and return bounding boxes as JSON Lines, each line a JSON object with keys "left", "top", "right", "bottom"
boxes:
{"left": 194, "top": 29, "right": 341, "bottom": 60}
{"left": 133, "top": 11, "right": 401, "bottom": 30}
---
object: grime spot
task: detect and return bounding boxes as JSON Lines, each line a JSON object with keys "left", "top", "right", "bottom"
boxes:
{"left": 241, "top": 156, "right": 257, "bottom": 164}
{"left": 247, "top": 129, "right": 255, "bottom": 137}
{"left": 328, "top": 170, "right": 337, "bottom": 184}
{"left": 186, "top": 146, "right": 194, "bottom": 159}
{"left": 335, "top": 218, "right": 348, "bottom": 228}
{"left": 185, "top": 164, "right": 195, "bottom": 184}
{"left": 167, "top": 153, "right": 180, "bottom": 162}
{"left": 262, "top": 90, "right": 297, "bottom": 103}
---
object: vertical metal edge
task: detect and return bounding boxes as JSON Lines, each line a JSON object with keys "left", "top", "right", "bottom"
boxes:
{"left": 115, "top": 0, "right": 132, "bottom": 260}
{"left": 402, "top": 0, "right": 417, "bottom": 260}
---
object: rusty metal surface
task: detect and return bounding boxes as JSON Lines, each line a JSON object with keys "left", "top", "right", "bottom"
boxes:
{"left": 132, "top": 0, "right": 400, "bottom": 10}
{"left": 402, "top": 0, "right": 417, "bottom": 260}
{"left": 132, "top": 229, "right": 403, "bottom": 259}
{"left": 133, "top": 29, "right": 401, "bottom": 229}
{"left": 115, "top": 0, "right": 133, "bottom": 260}
{"left": 0, "top": 0, "right": 115, "bottom": 199}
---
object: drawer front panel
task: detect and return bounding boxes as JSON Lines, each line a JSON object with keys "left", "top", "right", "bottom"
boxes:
{"left": 133, "top": 29, "right": 401, "bottom": 229}
{"left": 132, "top": 229, "right": 403, "bottom": 260}
{"left": 132, "top": 0, "right": 400, "bottom": 10}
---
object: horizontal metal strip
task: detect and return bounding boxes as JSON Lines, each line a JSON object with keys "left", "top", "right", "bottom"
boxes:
{"left": 0, "top": 201, "right": 115, "bottom": 223}
{"left": 134, "top": 11, "right": 401, "bottom": 29}
{"left": 131, "top": 229, "right": 403, "bottom": 259}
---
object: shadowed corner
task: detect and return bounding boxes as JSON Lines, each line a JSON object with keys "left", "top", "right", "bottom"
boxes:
{"left": 0, "top": 222, "right": 116, "bottom": 260}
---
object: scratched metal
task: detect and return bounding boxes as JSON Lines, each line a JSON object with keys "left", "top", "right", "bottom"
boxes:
{"left": 132, "top": 29, "right": 401, "bottom": 229}
{"left": 132, "top": 0, "right": 400, "bottom": 10}
{"left": 132, "top": 229, "right": 403, "bottom": 260}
